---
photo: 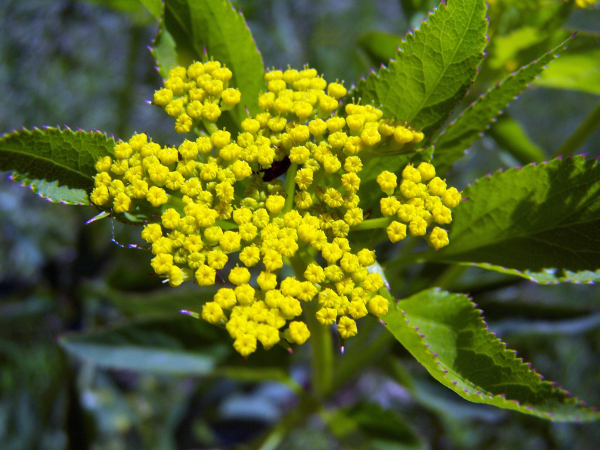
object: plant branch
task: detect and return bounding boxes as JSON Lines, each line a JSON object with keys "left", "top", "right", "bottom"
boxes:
{"left": 553, "top": 104, "right": 600, "bottom": 158}
{"left": 282, "top": 162, "right": 298, "bottom": 215}
{"left": 352, "top": 216, "right": 392, "bottom": 230}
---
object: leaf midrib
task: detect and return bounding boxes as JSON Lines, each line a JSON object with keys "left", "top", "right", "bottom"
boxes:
{"left": 409, "top": 0, "right": 481, "bottom": 122}
{"left": 0, "top": 143, "right": 93, "bottom": 182}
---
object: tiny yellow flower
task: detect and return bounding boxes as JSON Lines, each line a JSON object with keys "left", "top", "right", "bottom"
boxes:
{"left": 368, "top": 295, "right": 389, "bottom": 316}
{"left": 141, "top": 223, "right": 162, "bottom": 243}
{"left": 393, "top": 126, "right": 413, "bottom": 144}
{"left": 363, "top": 273, "right": 384, "bottom": 293}
{"left": 337, "top": 316, "right": 357, "bottom": 339}
{"left": 205, "top": 250, "right": 227, "bottom": 270}
{"left": 288, "top": 321, "right": 310, "bottom": 345}
{"left": 239, "top": 245, "right": 261, "bottom": 267}
{"left": 146, "top": 186, "right": 168, "bottom": 207}
{"left": 214, "top": 288, "right": 237, "bottom": 309}
{"left": 262, "top": 249, "right": 283, "bottom": 272}
{"left": 376, "top": 170, "right": 397, "bottom": 195}
{"left": 387, "top": 221, "right": 407, "bottom": 243}
{"left": 442, "top": 187, "right": 461, "bottom": 208}
{"left": 380, "top": 197, "right": 401, "bottom": 216}
{"left": 151, "top": 253, "right": 173, "bottom": 275}
{"left": 409, "top": 216, "right": 428, "bottom": 236}
{"left": 308, "top": 118, "right": 327, "bottom": 136}
{"left": 202, "top": 103, "right": 221, "bottom": 122}
{"left": 402, "top": 164, "right": 422, "bottom": 183}
{"left": 90, "top": 185, "right": 110, "bottom": 206}
{"left": 429, "top": 227, "right": 449, "bottom": 250}
{"left": 113, "top": 192, "right": 132, "bottom": 213}
{"left": 266, "top": 195, "right": 285, "bottom": 214}
{"left": 195, "top": 264, "right": 216, "bottom": 286}
{"left": 428, "top": 177, "right": 447, "bottom": 196}
{"left": 417, "top": 162, "right": 436, "bottom": 181}
{"left": 153, "top": 88, "right": 173, "bottom": 106}
{"left": 233, "top": 333, "right": 257, "bottom": 356}
{"left": 174, "top": 114, "right": 193, "bottom": 134}
{"left": 316, "top": 308, "right": 337, "bottom": 326}
{"left": 257, "top": 271, "right": 278, "bottom": 291}
{"left": 327, "top": 82, "right": 347, "bottom": 99}
{"left": 235, "top": 284, "right": 256, "bottom": 305}
{"left": 229, "top": 266, "right": 251, "bottom": 286}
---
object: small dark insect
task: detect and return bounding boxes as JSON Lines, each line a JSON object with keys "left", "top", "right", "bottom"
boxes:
{"left": 260, "top": 155, "right": 291, "bottom": 181}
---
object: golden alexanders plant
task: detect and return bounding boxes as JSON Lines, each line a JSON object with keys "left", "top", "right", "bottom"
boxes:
{"left": 88, "top": 60, "right": 460, "bottom": 357}
{"left": 1, "top": 0, "right": 600, "bottom": 441}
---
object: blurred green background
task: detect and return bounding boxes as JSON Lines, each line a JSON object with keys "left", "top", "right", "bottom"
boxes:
{"left": 1, "top": 0, "right": 600, "bottom": 449}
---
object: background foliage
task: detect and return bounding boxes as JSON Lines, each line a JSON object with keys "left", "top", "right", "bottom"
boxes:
{"left": 1, "top": 0, "right": 600, "bottom": 448}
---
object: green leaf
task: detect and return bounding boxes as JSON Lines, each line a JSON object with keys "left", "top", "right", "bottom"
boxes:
{"left": 9, "top": 173, "right": 90, "bottom": 205}
{"left": 60, "top": 316, "right": 230, "bottom": 375}
{"left": 432, "top": 38, "right": 570, "bottom": 175}
{"left": 150, "top": 16, "right": 178, "bottom": 79}
{"left": 487, "top": 114, "right": 546, "bottom": 165}
{"left": 465, "top": 263, "right": 600, "bottom": 285}
{"left": 358, "top": 32, "right": 403, "bottom": 66}
{"left": 0, "top": 127, "right": 115, "bottom": 204}
{"left": 383, "top": 288, "right": 600, "bottom": 421}
{"left": 435, "top": 156, "right": 600, "bottom": 281}
{"left": 535, "top": 34, "right": 600, "bottom": 96}
{"left": 355, "top": 0, "right": 488, "bottom": 138}
{"left": 139, "top": 0, "right": 161, "bottom": 18}
{"left": 158, "top": 0, "right": 265, "bottom": 124}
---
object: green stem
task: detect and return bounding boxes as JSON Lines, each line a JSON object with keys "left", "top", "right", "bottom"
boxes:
{"left": 288, "top": 253, "right": 334, "bottom": 401}
{"left": 553, "top": 104, "right": 600, "bottom": 158}
{"left": 352, "top": 216, "right": 392, "bottom": 230}
{"left": 282, "top": 162, "right": 298, "bottom": 215}
{"left": 304, "top": 301, "right": 333, "bottom": 401}
{"left": 202, "top": 119, "right": 219, "bottom": 136}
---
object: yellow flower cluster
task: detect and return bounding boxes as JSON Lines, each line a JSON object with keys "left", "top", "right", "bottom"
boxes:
{"left": 89, "top": 59, "right": 460, "bottom": 358}
{"left": 377, "top": 163, "right": 460, "bottom": 250}
{"left": 153, "top": 61, "right": 241, "bottom": 133}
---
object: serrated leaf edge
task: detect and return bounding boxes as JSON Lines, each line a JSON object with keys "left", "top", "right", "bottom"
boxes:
{"left": 432, "top": 36, "right": 573, "bottom": 171}
{"left": 388, "top": 288, "right": 600, "bottom": 421}
{"left": 1, "top": 125, "right": 116, "bottom": 205}
{"left": 353, "top": 0, "right": 487, "bottom": 136}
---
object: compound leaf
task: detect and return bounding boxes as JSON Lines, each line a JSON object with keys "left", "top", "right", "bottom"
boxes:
{"left": 435, "top": 156, "right": 600, "bottom": 282}
{"left": 0, "top": 127, "right": 115, "bottom": 205}
{"left": 383, "top": 288, "right": 600, "bottom": 421}
{"left": 355, "top": 0, "right": 488, "bottom": 138}
{"left": 433, "top": 37, "right": 571, "bottom": 175}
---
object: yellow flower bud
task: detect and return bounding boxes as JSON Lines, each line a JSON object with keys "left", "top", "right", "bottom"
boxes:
{"left": 151, "top": 253, "right": 173, "bottom": 275}
{"left": 327, "top": 82, "right": 347, "bottom": 99}
{"left": 266, "top": 195, "right": 285, "bottom": 214}
{"left": 288, "top": 321, "right": 310, "bottom": 345}
{"left": 337, "top": 316, "right": 357, "bottom": 339}
{"left": 368, "top": 295, "right": 389, "bottom": 316}
{"left": 233, "top": 333, "right": 257, "bottom": 356}
{"left": 387, "top": 221, "right": 407, "bottom": 243}
{"left": 229, "top": 266, "right": 251, "bottom": 286}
